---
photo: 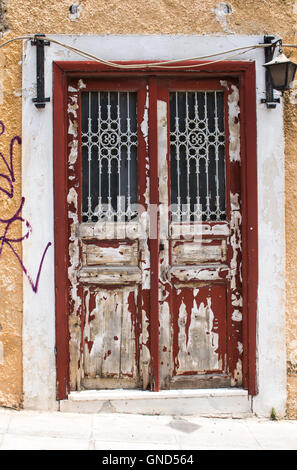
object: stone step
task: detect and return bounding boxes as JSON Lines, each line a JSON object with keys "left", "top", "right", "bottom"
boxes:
{"left": 59, "top": 388, "right": 253, "bottom": 417}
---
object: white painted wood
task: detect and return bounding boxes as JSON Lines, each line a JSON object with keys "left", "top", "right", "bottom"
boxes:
{"left": 82, "top": 242, "right": 138, "bottom": 266}
{"left": 78, "top": 266, "right": 141, "bottom": 284}
{"left": 172, "top": 240, "right": 225, "bottom": 265}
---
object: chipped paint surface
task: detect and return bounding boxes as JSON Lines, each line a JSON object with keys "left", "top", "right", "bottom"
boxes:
{"left": 171, "top": 222, "right": 230, "bottom": 239}
{"left": 157, "top": 99, "right": 173, "bottom": 389}
{"left": 82, "top": 241, "right": 138, "bottom": 266}
{"left": 230, "top": 193, "right": 242, "bottom": 291}
{"left": 228, "top": 84, "right": 240, "bottom": 162}
{"left": 221, "top": 81, "right": 240, "bottom": 162}
{"left": 78, "top": 266, "right": 142, "bottom": 284}
{"left": 140, "top": 85, "right": 149, "bottom": 146}
{"left": 171, "top": 266, "right": 229, "bottom": 284}
{"left": 173, "top": 286, "right": 226, "bottom": 377}
{"left": 172, "top": 240, "right": 226, "bottom": 265}
{"left": 228, "top": 192, "right": 243, "bottom": 385}
{"left": 67, "top": 85, "right": 83, "bottom": 390}
{"left": 177, "top": 295, "right": 219, "bottom": 373}
{"left": 78, "top": 222, "right": 140, "bottom": 239}
{"left": 138, "top": 84, "right": 151, "bottom": 389}
{"left": 165, "top": 80, "right": 243, "bottom": 389}
{"left": 231, "top": 358, "right": 243, "bottom": 387}
{"left": 225, "top": 80, "right": 243, "bottom": 385}
{"left": 66, "top": 78, "right": 152, "bottom": 391}
{"left": 82, "top": 286, "right": 139, "bottom": 388}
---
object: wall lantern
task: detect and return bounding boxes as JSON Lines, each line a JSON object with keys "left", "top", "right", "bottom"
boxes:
{"left": 262, "top": 36, "right": 297, "bottom": 108}
{"left": 264, "top": 51, "right": 297, "bottom": 93}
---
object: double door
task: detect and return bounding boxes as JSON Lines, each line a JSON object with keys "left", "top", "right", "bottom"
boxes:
{"left": 66, "top": 76, "right": 243, "bottom": 391}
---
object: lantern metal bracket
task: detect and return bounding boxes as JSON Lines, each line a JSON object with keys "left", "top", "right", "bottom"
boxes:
{"left": 261, "top": 35, "right": 281, "bottom": 108}
{"left": 31, "top": 34, "right": 50, "bottom": 109}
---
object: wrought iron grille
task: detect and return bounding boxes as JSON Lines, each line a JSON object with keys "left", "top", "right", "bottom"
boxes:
{"left": 81, "top": 91, "right": 138, "bottom": 222}
{"left": 170, "top": 91, "right": 226, "bottom": 221}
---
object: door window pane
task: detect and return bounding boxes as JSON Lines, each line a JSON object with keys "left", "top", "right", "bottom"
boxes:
{"left": 81, "top": 91, "right": 138, "bottom": 222}
{"left": 170, "top": 91, "right": 226, "bottom": 221}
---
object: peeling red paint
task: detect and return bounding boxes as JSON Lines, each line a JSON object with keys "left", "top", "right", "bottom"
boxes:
{"left": 85, "top": 338, "right": 93, "bottom": 354}
{"left": 172, "top": 286, "right": 227, "bottom": 377}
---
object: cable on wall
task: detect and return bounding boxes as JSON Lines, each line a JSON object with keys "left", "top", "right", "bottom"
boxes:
{"left": 0, "top": 34, "right": 274, "bottom": 70}
{"left": 1, "top": 34, "right": 295, "bottom": 108}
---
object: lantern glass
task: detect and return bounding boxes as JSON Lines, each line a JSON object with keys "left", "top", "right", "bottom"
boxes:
{"left": 287, "top": 62, "right": 297, "bottom": 87}
{"left": 268, "top": 63, "right": 287, "bottom": 89}
{"left": 265, "top": 58, "right": 297, "bottom": 91}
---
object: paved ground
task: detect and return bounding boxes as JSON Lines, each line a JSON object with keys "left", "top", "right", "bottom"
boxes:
{"left": 0, "top": 407, "right": 296, "bottom": 450}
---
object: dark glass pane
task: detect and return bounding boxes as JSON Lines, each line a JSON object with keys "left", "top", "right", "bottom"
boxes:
{"left": 81, "top": 91, "right": 138, "bottom": 222}
{"left": 170, "top": 90, "right": 226, "bottom": 221}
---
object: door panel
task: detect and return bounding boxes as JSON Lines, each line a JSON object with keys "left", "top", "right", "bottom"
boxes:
{"left": 81, "top": 240, "right": 139, "bottom": 267}
{"left": 171, "top": 284, "right": 228, "bottom": 388}
{"left": 172, "top": 238, "right": 227, "bottom": 265}
{"left": 82, "top": 285, "right": 139, "bottom": 389}
{"left": 66, "top": 78, "right": 150, "bottom": 391}
{"left": 157, "top": 79, "right": 243, "bottom": 389}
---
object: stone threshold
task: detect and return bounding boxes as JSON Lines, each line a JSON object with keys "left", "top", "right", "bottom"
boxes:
{"left": 59, "top": 388, "right": 253, "bottom": 416}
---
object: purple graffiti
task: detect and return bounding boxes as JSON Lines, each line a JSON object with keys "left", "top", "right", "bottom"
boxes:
{"left": 0, "top": 120, "right": 51, "bottom": 293}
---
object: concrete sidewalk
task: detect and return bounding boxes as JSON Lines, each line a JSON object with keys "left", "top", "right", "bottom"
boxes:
{"left": 0, "top": 407, "right": 297, "bottom": 450}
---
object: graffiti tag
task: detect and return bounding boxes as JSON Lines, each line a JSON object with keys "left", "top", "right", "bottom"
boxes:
{"left": 0, "top": 120, "right": 51, "bottom": 293}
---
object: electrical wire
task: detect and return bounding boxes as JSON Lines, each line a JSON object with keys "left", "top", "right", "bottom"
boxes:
{"left": 141, "top": 46, "right": 259, "bottom": 69}
{"left": 0, "top": 34, "right": 273, "bottom": 70}
{"left": 0, "top": 35, "right": 34, "bottom": 48}
{"left": 45, "top": 37, "right": 269, "bottom": 69}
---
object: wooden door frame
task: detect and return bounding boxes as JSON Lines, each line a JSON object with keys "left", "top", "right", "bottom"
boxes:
{"left": 53, "top": 60, "right": 258, "bottom": 399}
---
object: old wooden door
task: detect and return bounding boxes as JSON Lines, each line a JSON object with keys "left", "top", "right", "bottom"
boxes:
{"left": 65, "top": 75, "right": 243, "bottom": 392}
{"left": 156, "top": 79, "right": 243, "bottom": 390}
{"left": 66, "top": 78, "right": 152, "bottom": 391}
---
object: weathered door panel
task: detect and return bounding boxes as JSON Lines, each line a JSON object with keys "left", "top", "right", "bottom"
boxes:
{"left": 66, "top": 78, "right": 151, "bottom": 391}
{"left": 81, "top": 240, "right": 139, "bottom": 266}
{"left": 157, "top": 79, "right": 243, "bottom": 389}
{"left": 82, "top": 285, "right": 139, "bottom": 389}
{"left": 171, "top": 285, "right": 228, "bottom": 388}
{"left": 172, "top": 238, "right": 227, "bottom": 265}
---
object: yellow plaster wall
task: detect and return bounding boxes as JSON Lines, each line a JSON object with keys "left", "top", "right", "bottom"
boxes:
{"left": 284, "top": 91, "right": 297, "bottom": 419}
{"left": 0, "top": 0, "right": 296, "bottom": 416}
{"left": 0, "top": 1, "right": 23, "bottom": 408}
